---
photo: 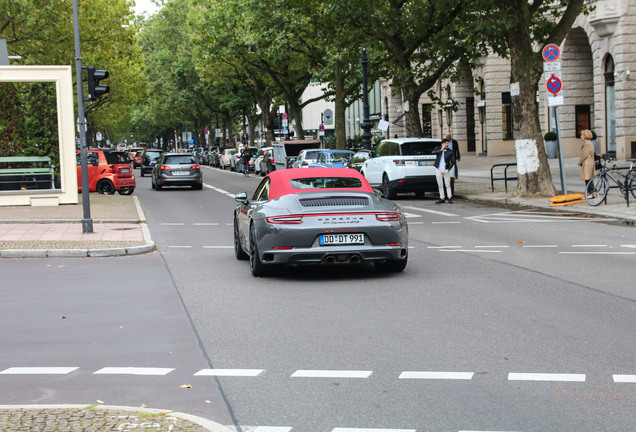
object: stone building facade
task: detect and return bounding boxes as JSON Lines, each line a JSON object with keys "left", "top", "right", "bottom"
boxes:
{"left": 354, "top": 0, "right": 636, "bottom": 160}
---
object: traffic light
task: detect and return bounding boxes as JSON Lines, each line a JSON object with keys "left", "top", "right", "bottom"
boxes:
{"left": 86, "top": 66, "right": 109, "bottom": 101}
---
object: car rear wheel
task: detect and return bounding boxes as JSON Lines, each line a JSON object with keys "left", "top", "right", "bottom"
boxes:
{"left": 192, "top": 184, "right": 203, "bottom": 190}
{"left": 249, "top": 224, "right": 268, "bottom": 277}
{"left": 374, "top": 255, "right": 408, "bottom": 273}
{"left": 96, "top": 180, "right": 115, "bottom": 195}
{"left": 155, "top": 181, "right": 163, "bottom": 191}
{"left": 118, "top": 188, "right": 134, "bottom": 195}
{"left": 382, "top": 175, "right": 397, "bottom": 200}
{"left": 234, "top": 217, "right": 249, "bottom": 260}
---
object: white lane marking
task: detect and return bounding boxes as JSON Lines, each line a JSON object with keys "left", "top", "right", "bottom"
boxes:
{"left": 291, "top": 370, "right": 372, "bottom": 379}
{"left": 332, "top": 429, "right": 416, "bottom": 432}
{"left": 399, "top": 371, "right": 474, "bottom": 380}
{"left": 194, "top": 369, "right": 264, "bottom": 377}
{"left": 0, "top": 367, "right": 78, "bottom": 375}
{"left": 613, "top": 374, "right": 636, "bottom": 383}
{"left": 193, "top": 223, "right": 220, "bottom": 226}
{"left": 432, "top": 221, "right": 461, "bottom": 224}
{"left": 402, "top": 212, "right": 422, "bottom": 218}
{"left": 440, "top": 250, "right": 501, "bottom": 253}
{"left": 559, "top": 252, "right": 635, "bottom": 255}
{"left": 428, "top": 246, "right": 461, "bottom": 249}
{"left": 203, "top": 246, "right": 233, "bottom": 249}
{"left": 224, "top": 427, "right": 292, "bottom": 432}
{"left": 161, "top": 223, "right": 185, "bottom": 226}
{"left": 571, "top": 244, "right": 607, "bottom": 248}
{"left": 94, "top": 367, "right": 174, "bottom": 376}
{"left": 401, "top": 205, "right": 459, "bottom": 217}
{"left": 168, "top": 246, "right": 192, "bottom": 248}
{"left": 508, "top": 373, "right": 585, "bottom": 382}
{"left": 621, "top": 244, "right": 636, "bottom": 248}
{"left": 522, "top": 245, "right": 557, "bottom": 248}
{"left": 475, "top": 245, "right": 509, "bottom": 248}
{"left": 407, "top": 221, "right": 424, "bottom": 225}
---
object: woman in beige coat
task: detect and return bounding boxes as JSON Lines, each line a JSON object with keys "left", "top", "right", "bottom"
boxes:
{"left": 577, "top": 129, "right": 595, "bottom": 198}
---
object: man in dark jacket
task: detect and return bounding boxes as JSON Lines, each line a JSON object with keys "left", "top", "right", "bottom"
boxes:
{"left": 433, "top": 139, "right": 456, "bottom": 204}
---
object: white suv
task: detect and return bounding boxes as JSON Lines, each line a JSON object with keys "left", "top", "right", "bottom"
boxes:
{"left": 292, "top": 148, "right": 321, "bottom": 168}
{"left": 361, "top": 138, "right": 441, "bottom": 199}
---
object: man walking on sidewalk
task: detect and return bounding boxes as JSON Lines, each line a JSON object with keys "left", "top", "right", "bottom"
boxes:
{"left": 434, "top": 138, "right": 456, "bottom": 204}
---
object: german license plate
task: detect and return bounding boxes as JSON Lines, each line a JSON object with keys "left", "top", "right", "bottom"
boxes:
{"left": 320, "top": 233, "right": 364, "bottom": 245}
{"left": 418, "top": 160, "right": 433, "bottom": 166}
{"left": 172, "top": 171, "right": 189, "bottom": 175}
{"left": 121, "top": 168, "right": 129, "bottom": 173}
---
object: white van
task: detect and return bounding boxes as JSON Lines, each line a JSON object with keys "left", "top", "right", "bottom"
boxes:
{"left": 361, "top": 138, "right": 441, "bottom": 199}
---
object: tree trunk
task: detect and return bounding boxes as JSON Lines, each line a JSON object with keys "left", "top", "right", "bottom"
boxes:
{"left": 288, "top": 100, "right": 304, "bottom": 140}
{"left": 396, "top": 72, "right": 423, "bottom": 138}
{"left": 508, "top": 12, "right": 556, "bottom": 197}
{"left": 334, "top": 65, "right": 347, "bottom": 150}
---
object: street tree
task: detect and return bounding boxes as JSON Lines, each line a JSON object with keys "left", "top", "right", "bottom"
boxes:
{"left": 486, "top": 0, "right": 585, "bottom": 197}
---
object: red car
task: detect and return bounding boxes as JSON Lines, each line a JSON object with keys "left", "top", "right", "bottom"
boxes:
{"left": 76, "top": 149, "right": 136, "bottom": 195}
{"left": 133, "top": 150, "right": 144, "bottom": 168}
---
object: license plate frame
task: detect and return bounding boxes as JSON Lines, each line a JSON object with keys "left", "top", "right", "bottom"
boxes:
{"left": 319, "top": 233, "right": 365, "bottom": 246}
{"left": 172, "top": 171, "right": 190, "bottom": 176}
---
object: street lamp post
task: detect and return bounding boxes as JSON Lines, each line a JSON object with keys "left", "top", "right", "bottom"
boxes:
{"left": 361, "top": 48, "right": 373, "bottom": 150}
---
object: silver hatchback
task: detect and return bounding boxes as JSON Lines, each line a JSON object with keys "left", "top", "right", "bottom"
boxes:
{"left": 151, "top": 152, "right": 203, "bottom": 190}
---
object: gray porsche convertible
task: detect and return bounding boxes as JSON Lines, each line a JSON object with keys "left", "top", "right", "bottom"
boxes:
{"left": 233, "top": 167, "right": 409, "bottom": 276}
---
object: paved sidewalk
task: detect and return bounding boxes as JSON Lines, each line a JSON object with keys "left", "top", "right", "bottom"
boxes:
{"left": 0, "top": 405, "right": 229, "bottom": 432}
{"left": 0, "top": 194, "right": 155, "bottom": 258}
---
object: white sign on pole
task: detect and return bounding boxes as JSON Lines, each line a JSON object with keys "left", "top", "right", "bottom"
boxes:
{"left": 544, "top": 71, "right": 562, "bottom": 81}
{"left": 543, "top": 61, "right": 562, "bottom": 73}
{"left": 547, "top": 94, "right": 564, "bottom": 107}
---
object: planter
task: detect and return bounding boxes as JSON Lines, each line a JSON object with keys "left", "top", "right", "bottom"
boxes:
{"left": 545, "top": 140, "right": 557, "bottom": 159}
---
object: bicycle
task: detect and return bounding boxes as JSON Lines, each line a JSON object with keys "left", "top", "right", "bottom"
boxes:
{"left": 585, "top": 154, "right": 636, "bottom": 206}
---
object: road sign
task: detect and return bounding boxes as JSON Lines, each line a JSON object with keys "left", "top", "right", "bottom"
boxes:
{"left": 547, "top": 94, "right": 564, "bottom": 107}
{"left": 546, "top": 74, "right": 562, "bottom": 95}
{"left": 542, "top": 44, "right": 560, "bottom": 62}
{"left": 319, "top": 123, "right": 325, "bottom": 131}
{"left": 543, "top": 61, "right": 561, "bottom": 73}
{"left": 323, "top": 109, "right": 333, "bottom": 125}
{"left": 281, "top": 113, "right": 288, "bottom": 120}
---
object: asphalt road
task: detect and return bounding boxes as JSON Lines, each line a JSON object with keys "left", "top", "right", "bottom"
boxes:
{"left": 2, "top": 164, "right": 635, "bottom": 432}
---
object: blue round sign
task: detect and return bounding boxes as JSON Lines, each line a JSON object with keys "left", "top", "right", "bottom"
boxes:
{"left": 542, "top": 44, "right": 560, "bottom": 62}
{"left": 547, "top": 75, "right": 562, "bottom": 95}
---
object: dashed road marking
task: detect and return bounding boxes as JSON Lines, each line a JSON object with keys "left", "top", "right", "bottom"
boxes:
{"left": 508, "top": 373, "right": 585, "bottom": 382}
{"left": 0, "top": 367, "right": 78, "bottom": 375}
{"left": 613, "top": 374, "right": 636, "bottom": 383}
{"left": 399, "top": 371, "right": 474, "bottom": 380}
{"left": 559, "top": 251, "right": 635, "bottom": 255}
{"left": 291, "top": 370, "right": 372, "bottom": 379}
{"left": 194, "top": 369, "right": 264, "bottom": 377}
{"left": 94, "top": 367, "right": 174, "bottom": 376}
{"left": 401, "top": 205, "right": 459, "bottom": 217}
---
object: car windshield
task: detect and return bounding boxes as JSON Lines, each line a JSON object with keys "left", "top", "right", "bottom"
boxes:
{"left": 329, "top": 152, "right": 353, "bottom": 162}
{"left": 145, "top": 151, "right": 162, "bottom": 160}
{"left": 400, "top": 141, "right": 440, "bottom": 156}
{"left": 289, "top": 177, "right": 363, "bottom": 189}
{"left": 105, "top": 152, "right": 130, "bottom": 164}
{"left": 304, "top": 150, "right": 320, "bottom": 159}
{"left": 165, "top": 155, "right": 196, "bottom": 164}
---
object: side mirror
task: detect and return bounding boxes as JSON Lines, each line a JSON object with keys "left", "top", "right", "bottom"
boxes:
{"left": 234, "top": 192, "right": 249, "bottom": 204}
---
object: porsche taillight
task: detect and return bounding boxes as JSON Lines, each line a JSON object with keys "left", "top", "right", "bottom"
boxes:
{"left": 375, "top": 212, "right": 402, "bottom": 222}
{"left": 191, "top": 165, "right": 200, "bottom": 169}
{"left": 265, "top": 215, "right": 304, "bottom": 224}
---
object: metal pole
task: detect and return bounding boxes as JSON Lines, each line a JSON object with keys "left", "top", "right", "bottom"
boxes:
{"left": 73, "top": 0, "right": 93, "bottom": 233}
{"left": 361, "top": 48, "right": 373, "bottom": 150}
{"left": 554, "top": 107, "right": 567, "bottom": 195}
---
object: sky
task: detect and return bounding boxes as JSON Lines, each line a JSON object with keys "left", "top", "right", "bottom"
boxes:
{"left": 133, "top": 0, "right": 161, "bottom": 17}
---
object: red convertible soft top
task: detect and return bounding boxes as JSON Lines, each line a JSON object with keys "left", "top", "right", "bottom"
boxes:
{"left": 267, "top": 168, "right": 374, "bottom": 200}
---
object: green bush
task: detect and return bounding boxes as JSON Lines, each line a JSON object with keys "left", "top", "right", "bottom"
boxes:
{"left": 544, "top": 131, "right": 558, "bottom": 141}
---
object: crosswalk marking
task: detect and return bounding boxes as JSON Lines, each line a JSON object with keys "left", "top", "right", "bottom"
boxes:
{"left": 399, "top": 371, "right": 474, "bottom": 380}
{"left": 508, "top": 373, "right": 585, "bottom": 382}
{"left": 194, "top": 369, "right": 264, "bottom": 377}
{"left": 291, "top": 370, "right": 372, "bottom": 379}
{"left": 0, "top": 367, "right": 78, "bottom": 375}
{"left": 93, "top": 367, "right": 174, "bottom": 376}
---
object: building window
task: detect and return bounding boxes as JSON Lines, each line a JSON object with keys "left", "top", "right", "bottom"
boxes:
{"left": 422, "top": 104, "right": 432, "bottom": 137}
{"left": 575, "top": 105, "right": 591, "bottom": 138}
{"left": 502, "top": 92, "right": 513, "bottom": 140}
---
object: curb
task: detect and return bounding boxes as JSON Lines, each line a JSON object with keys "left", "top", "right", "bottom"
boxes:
{"left": 0, "top": 404, "right": 232, "bottom": 432}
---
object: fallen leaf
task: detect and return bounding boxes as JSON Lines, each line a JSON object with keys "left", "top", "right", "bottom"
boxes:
{"left": 119, "top": 326, "right": 126, "bottom": 329}
{"left": 61, "top": 316, "right": 67, "bottom": 319}
{"left": 140, "top": 404, "right": 148, "bottom": 408}
{"left": 58, "top": 265, "right": 65, "bottom": 268}
{"left": 517, "top": 240, "right": 525, "bottom": 244}
{"left": 205, "top": 400, "right": 211, "bottom": 404}
{"left": 96, "top": 400, "right": 104, "bottom": 404}
{"left": 180, "top": 384, "right": 192, "bottom": 389}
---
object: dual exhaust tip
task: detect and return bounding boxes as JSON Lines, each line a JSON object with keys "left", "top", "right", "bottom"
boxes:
{"left": 324, "top": 254, "right": 361, "bottom": 265}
